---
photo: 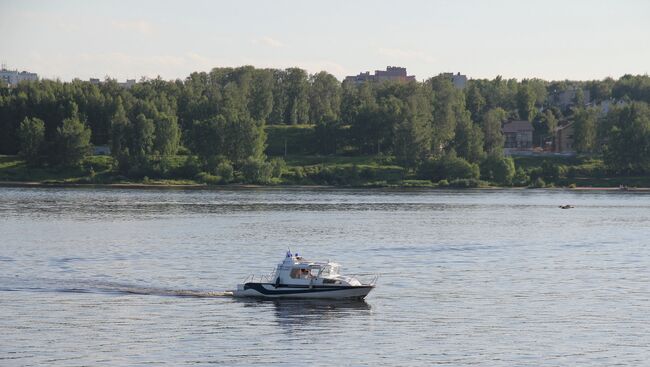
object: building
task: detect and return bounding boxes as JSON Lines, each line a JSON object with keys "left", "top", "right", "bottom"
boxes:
{"left": 502, "top": 120, "right": 534, "bottom": 149}
{"left": 440, "top": 72, "right": 467, "bottom": 89}
{"left": 554, "top": 122, "right": 575, "bottom": 153}
{"left": 89, "top": 78, "right": 137, "bottom": 89}
{"left": 344, "top": 66, "right": 415, "bottom": 84}
{"left": 597, "top": 99, "right": 627, "bottom": 116}
{"left": 119, "top": 79, "right": 136, "bottom": 89}
{"left": 554, "top": 88, "right": 591, "bottom": 108}
{"left": 0, "top": 67, "right": 38, "bottom": 86}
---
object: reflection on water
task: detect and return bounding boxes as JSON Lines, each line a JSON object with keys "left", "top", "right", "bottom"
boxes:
{"left": 236, "top": 298, "right": 372, "bottom": 327}
{"left": 1, "top": 187, "right": 650, "bottom": 366}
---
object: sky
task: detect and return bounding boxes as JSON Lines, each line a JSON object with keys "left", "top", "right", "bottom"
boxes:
{"left": 2, "top": 0, "right": 649, "bottom": 82}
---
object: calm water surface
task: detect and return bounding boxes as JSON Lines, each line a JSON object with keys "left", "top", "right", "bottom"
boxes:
{"left": 1, "top": 187, "right": 649, "bottom": 366}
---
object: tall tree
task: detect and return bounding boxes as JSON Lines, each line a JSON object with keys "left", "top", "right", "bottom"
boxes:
{"left": 309, "top": 71, "right": 341, "bottom": 123}
{"left": 465, "top": 83, "right": 486, "bottom": 122}
{"left": 249, "top": 70, "right": 274, "bottom": 122}
{"left": 393, "top": 94, "right": 432, "bottom": 168}
{"left": 573, "top": 107, "right": 598, "bottom": 153}
{"left": 17, "top": 117, "right": 45, "bottom": 165}
{"left": 284, "top": 68, "right": 310, "bottom": 124}
{"left": 516, "top": 83, "right": 536, "bottom": 121}
{"left": 53, "top": 115, "right": 92, "bottom": 167}
{"left": 153, "top": 113, "right": 181, "bottom": 156}
{"left": 110, "top": 97, "right": 132, "bottom": 170}
{"left": 454, "top": 111, "right": 485, "bottom": 163}
{"left": 427, "top": 76, "right": 463, "bottom": 155}
{"left": 481, "top": 108, "right": 507, "bottom": 155}
{"left": 604, "top": 102, "right": 650, "bottom": 172}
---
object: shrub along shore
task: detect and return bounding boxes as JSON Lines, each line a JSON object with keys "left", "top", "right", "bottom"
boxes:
{"left": 2, "top": 153, "right": 649, "bottom": 189}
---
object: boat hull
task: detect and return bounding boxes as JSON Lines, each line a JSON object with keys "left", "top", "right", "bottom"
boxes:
{"left": 233, "top": 282, "right": 374, "bottom": 300}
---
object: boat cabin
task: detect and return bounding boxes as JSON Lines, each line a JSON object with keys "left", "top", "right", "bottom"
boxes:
{"left": 274, "top": 251, "right": 349, "bottom": 286}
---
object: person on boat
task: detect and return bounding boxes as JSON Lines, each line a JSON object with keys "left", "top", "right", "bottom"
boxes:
{"left": 301, "top": 268, "right": 311, "bottom": 278}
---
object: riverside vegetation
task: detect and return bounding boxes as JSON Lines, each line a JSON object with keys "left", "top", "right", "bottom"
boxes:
{"left": 1, "top": 67, "right": 650, "bottom": 188}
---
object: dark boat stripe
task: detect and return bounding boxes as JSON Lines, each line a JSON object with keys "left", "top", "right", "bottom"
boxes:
{"left": 243, "top": 283, "right": 373, "bottom": 295}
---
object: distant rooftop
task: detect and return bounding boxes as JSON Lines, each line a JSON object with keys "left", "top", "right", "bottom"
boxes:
{"left": 345, "top": 66, "right": 416, "bottom": 84}
{"left": 0, "top": 66, "right": 38, "bottom": 86}
{"left": 502, "top": 120, "right": 533, "bottom": 133}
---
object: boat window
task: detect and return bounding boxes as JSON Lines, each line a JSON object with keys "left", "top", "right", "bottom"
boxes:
{"left": 321, "top": 264, "right": 340, "bottom": 277}
{"left": 290, "top": 268, "right": 302, "bottom": 279}
{"left": 291, "top": 267, "right": 315, "bottom": 279}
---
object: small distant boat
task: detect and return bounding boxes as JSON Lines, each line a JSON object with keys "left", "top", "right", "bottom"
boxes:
{"left": 233, "top": 251, "right": 377, "bottom": 300}
{"left": 559, "top": 205, "right": 574, "bottom": 209}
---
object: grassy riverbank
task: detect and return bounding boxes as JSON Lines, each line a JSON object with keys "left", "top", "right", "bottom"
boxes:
{"left": 2, "top": 154, "right": 649, "bottom": 189}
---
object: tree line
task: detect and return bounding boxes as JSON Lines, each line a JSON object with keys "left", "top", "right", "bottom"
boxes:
{"left": 1, "top": 67, "right": 650, "bottom": 184}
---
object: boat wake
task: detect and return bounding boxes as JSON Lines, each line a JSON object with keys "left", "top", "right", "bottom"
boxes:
{"left": 0, "top": 276, "right": 233, "bottom": 298}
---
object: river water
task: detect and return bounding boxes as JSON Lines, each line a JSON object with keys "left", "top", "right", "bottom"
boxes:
{"left": 1, "top": 187, "right": 649, "bottom": 366}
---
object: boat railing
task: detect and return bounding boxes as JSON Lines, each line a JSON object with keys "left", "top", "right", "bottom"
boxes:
{"left": 350, "top": 272, "right": 379, "bottom": 286}
{"left": 243, "top": 269, "right": 277, "bottom": 284}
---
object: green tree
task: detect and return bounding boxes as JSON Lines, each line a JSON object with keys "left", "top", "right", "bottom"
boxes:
{"left": 153, "top": 113, "right": 181, "bottom": 156}
{"left": 427, "top": 76, "right": 462, "bottom": 155}
{"left": 481, "top": 153, "right": 515, "bottom": 185}
{"left": 189, "top": 114, "right": 266, "bottom": 166}
{"left": 285, "top": 68, "right": 310, "bottom": 124}
{"left": 249, "top": 70, "right": 274, "bottom": 122}
{"left": 110, "top": 98, "right": 132, "bottom": 170}
{"left": 481, "top": 108, "right": 506, "bottom": 155}
{"left": 516, "top": 83, "right": 536, "bottom": 121}
{"left": 573, "top": 107, "right": 598, "bottom": 153}
{"left": 604, "top": 102, "right": 650, "bottom": 173}
{"left": 465, "top": 83, "right": 486, "bottom": 121}
{"left": 417, "top": 151, "right": 480, "bottom": 182}
{"left": 542, "top": 109, "right": 558, "bottom": 136}
{"left": 309, "top": 71, "right": 341, "bottom": 123}
{"left": 453, "top": 111, "right": 485, "bottom": 163}
{"left": 393, "top": 95, "right": 433, "bottom": 168}
{"left": 53, "top": 116, "right": 92, "bottom": 167}
{"left": 132, "top": 113, "right": 155, "bottom": 164}
{"left": 17, "top": 117, "right": 45, "bottom": 165}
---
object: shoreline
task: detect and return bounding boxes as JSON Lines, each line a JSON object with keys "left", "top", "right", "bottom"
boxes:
{"left": 1, "top": 180, "right": 649, "bottom": 191}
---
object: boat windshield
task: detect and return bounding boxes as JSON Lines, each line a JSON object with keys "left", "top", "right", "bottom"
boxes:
{"left": 320, "top": 264, "right": 340, "bottom": 277}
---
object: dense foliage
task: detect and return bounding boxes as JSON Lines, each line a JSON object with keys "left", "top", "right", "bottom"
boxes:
{"left": 1, "top": 67, "right": 650, "bottom": 185}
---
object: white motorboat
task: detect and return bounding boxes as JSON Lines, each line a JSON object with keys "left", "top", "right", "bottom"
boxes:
{"left": 233, "top": 251, "right": 377, "bottom": 299}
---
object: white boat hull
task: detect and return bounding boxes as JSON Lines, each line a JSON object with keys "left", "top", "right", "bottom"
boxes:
{"left": 233, "top": 283, "right": 374, "bottom": 299}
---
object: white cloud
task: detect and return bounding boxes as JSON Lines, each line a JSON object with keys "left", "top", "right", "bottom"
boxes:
{"left": 252, "top": 36, "right": 284, "bottom": 48}
{"left": 111, "top": 20, "right": 155, "bottom": 35}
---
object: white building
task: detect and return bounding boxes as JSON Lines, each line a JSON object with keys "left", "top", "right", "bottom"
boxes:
{"left": 89, "top": 78, "right": 137, "bottom": 89}
{"left": 554, "top": 88, "right": 591, "bottom": 108}
{"left": 440, "top": 72, "right": 467, "bottom": 89}
{"left": 0, "top": 67, "right": 38, "bottom": 86}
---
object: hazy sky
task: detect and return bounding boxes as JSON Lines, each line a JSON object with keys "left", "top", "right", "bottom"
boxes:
{"left": 2, "top": 0, "right": 649, "bottom": 82}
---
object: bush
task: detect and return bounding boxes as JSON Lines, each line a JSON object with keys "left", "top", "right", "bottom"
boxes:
{"left": 241, "top": 157, "right": 273, "bottom": 184}
{"left": 481, "top": 154, "right": 515, "bottom": 185}
{"left": 512, "top": 167, "right": 530, "bottom": 186}
{"left": 269, "top": 157, "right": 286, "bottom": 178}
{"left": 417, "top": 153, "right": 480, "bottom": 182}
{"left": 541, "top": 160, "right": 563, "bottom": 182}
{"left": 173, "top": 155, "right": 202, "bottom": 178}
{"left": 437, "top": 179, "right": 449, "bottom": 187}
{"left": 196, "top": 172, "right": 221, "bottom": 185}
{"left": 531, "top": 177, "right": 546, "bottom": 188}
{"left": 216, "top": 160, "right": 234, "bottom": 183}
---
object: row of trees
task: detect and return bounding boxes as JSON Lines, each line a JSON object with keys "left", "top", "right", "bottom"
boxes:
{"left": 2, "top": 67, "right": 650, "bottom": 182}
